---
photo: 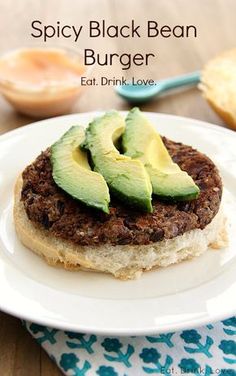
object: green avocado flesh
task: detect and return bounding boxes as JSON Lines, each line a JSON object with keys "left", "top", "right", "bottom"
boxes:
{"left": 83, "top": 111, "right": 153, "bottom": 212}
{"left": 123, "top": 108, "right": 200, "bottom": 201}
{"left": 51, "top": 126, "right": 110, "bottom": 213}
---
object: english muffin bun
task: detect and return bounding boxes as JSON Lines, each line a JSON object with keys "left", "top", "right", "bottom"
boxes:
{"left": 14, "top": 176, "right": 227, "bottom": 280}
{"left": 200, "top": 49, "right": 236, "bottom": 130}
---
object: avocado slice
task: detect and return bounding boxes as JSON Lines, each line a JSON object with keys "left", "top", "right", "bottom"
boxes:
{"left": 51, "top": 126, "right": 110, "bottom": 213}
{"left": 123, "top": 108, "right": 200, "bottom": 201}
{"left": 83, "top": 111, "right": 153, "bottom": 212}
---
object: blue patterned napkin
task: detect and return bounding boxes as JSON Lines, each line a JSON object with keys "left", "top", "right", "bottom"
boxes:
{"left": 23, "top": 318, "right": 236, "bottom": 376}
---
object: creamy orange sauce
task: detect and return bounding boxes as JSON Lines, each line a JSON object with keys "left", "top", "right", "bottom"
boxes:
{"left": 0, "top": 48, "right": 87, "bottom": 117}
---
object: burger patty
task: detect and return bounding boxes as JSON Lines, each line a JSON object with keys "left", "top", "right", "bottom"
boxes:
{"left": 21, "top": 138, "right": 222, "bottom": 246}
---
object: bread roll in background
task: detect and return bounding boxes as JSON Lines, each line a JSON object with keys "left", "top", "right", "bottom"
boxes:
{"left": 200, "top": 48, "right": 236, "bottom": 130}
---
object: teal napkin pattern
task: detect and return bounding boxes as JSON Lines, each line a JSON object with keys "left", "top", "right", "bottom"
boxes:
{"left": 23, "top": 317, "right": 236, "bottom": 376}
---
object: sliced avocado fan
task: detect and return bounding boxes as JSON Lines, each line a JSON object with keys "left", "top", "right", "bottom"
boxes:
{"left": 123, "top": 108, "right": 200, "bottom": 201}
{"left": 83, "top": 111, "right": 153, "bottom": 212}
{"left": 51, "top": 126, "right": 110, "bottom": 213}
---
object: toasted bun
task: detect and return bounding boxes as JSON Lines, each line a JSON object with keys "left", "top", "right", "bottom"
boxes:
{"left": 14, "top": 176, "right": 227, "bottom": 280}
{"left": 200, "top": 49, "right": 236, "bottom": 130}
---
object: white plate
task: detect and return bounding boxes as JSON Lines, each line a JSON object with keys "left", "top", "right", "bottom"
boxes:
{"left": 0, "top": 112, "right": 236, "bottom": 335}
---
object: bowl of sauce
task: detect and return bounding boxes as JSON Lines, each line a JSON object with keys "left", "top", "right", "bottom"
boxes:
{"left": 0, "top": 47, "right": 90, "bottom": 118}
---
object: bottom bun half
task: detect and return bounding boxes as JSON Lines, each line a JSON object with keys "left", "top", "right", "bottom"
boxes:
{"left": 14, "top": 176, "right": 228, "bottom": 280}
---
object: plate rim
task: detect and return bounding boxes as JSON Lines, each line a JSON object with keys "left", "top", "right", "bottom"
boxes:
{"left": 1, "top": 298, "right": 236, "bottom": 336}
{"left": 1, "top": 111, "right": 236, "bottom": 142}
